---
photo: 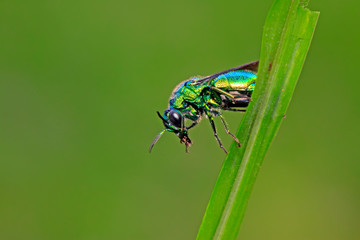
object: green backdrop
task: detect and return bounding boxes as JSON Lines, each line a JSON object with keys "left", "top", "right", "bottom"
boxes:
{"left": 0, "top": 0, "right": 359, "bottom": 239}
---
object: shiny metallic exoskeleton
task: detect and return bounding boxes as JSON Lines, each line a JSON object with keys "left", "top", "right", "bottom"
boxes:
{"left": 150, "top": 61, "right": 258, "bottom": 154}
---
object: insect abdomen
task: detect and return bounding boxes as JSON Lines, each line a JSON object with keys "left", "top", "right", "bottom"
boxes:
{"left": 212, "top": 70, "right": 256, "bottom": 91}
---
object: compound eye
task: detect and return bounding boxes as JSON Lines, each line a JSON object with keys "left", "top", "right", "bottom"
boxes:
{"left": 168, "top": 110, "right": 182, "bottom": 128}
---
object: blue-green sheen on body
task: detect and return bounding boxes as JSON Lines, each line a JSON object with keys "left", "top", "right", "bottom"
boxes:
{"left": 211, "top": 70, "right": 256, "bottom": 91}
{"left": 170, "top": 70, "right": 256, "bottom": 109}
{"left": 168, "top": 70, "right": 257, "bottom": 121}
{"left": 149, "top": 61, "right": 259, "bottom": 154}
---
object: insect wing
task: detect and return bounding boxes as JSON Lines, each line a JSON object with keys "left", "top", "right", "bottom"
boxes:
{"left": 194, "top": 60, "right": 259, "bottom": 85}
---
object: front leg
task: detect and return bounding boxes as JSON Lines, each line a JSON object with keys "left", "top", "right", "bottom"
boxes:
{"left": 186, "top": 120, "right": 199, "bottom": 130}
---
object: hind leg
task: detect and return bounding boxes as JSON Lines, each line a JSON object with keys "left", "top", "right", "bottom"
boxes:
{"left": 222, "top": 96, "right": 251, "bottom": 110}
{"left": 219, "top": 115, "right": 241, "bottom": 147}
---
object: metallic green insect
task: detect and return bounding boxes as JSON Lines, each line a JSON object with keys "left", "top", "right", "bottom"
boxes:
{"left": 149, "top": 61, "right": 259, "bottom": 154}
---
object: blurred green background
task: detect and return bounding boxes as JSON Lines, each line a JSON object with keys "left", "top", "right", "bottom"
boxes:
{"left": 0, "top": 0, "right": 359, "bottom": 239}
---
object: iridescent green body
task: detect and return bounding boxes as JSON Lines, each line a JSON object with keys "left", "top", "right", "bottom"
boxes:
{"left": 150, "top": 61, "right": 259, "bottom": 154}
{"left": 169, "top": 70, "right": 256, "bottom": 122}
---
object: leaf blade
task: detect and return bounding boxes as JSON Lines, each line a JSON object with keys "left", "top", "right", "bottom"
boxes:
{"left": 196, "top": 1, "right": 319, "bottom": 239}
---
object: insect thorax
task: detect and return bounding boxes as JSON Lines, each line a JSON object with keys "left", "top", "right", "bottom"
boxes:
{"left": 169, "top": 79, "right": 207, "bottom": 121}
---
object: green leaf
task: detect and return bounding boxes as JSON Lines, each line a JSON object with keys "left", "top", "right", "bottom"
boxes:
{"left": 196, "top": 0, "right": 319, "bottom": 239}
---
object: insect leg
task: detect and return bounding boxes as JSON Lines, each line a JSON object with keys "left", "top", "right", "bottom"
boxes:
{"left": 222, "top": 96, "right": 251, "bottom": 109}
{"left": 208, "top": 117, "right": 228, "bottom": 154}
{"left": 219, "top": 115, "right": 241, "bottom": 147}
{"left": 186, "top": 120, "right": 199, "bottom": 130}
{"left": 210, "top": 87, "right": 235, "bottom": 99}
